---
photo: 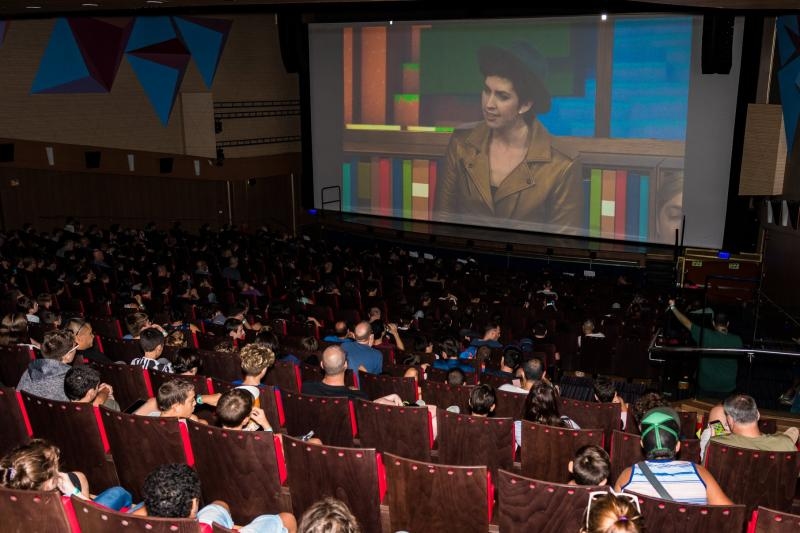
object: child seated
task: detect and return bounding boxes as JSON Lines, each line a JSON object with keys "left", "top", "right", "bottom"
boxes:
{"left": 131, "top": 463, "right": 296, "bottom": 533}
{"left": 131, "top": 328, "right": 173, "bottom": 373}
{"left": 569, "top": 445, "right": 610, "bottom": 486}
{"left": 216, "top": 388, "right": 272, "bottom": 432}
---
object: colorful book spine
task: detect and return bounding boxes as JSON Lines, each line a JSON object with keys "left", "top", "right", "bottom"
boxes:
{"left": 370, "top": 156, "right": 381, "bottom": 211}
{"left": 589, "top": 168, "right": 602, "bottom": 238}
{"left": 411, "top": 159, "right": 429, "bottom": 220}
{"left": 614, "top": 170, "right": 627, "bottom": 239}
{"left": 625, "top": 172, "right": 640, "bottom": 240}
{"left": 378, "top": 158, "right": 391, "bottom": 216}
{"left": 392, "top": 158, "right": 404, "bottom": 217}
{"left": 342, "top": 161, "right": 352, "bottom": 212}
{"left": 601, "top": 169, "right": 616, "bottom": 238}
{"left": 402, "top": 160, "right": 412, "bottom": 219}
{"left": 428, "top": 159, "right": 438, "bottom": 217}
{"left": 639, "top": 174, "right": 650, "bottom": 240}
{"left": 359, "top": 26, "right": 387, "bottom": 124}
{"left": 357, "top": 160, "right": 371, "bottom": 208}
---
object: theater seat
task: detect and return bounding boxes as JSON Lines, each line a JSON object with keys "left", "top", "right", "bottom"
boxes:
{"left": 72, "top": 497, "right": 198, "bottom": 532}
{"left": 629, "top": 490, "right": 746, "bottom": 533}
{"left": 0, "top": 485, "right": 74, "bottom": 533}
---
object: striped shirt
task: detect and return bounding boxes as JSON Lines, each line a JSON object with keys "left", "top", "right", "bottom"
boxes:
{"left": 622, "top": 460, "right": 707, "bottom": 505}
{"left": 131, "top": 357, "right": 174, "bottom": 374}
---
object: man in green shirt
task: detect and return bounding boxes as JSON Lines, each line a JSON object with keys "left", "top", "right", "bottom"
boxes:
{"left": 668, "top": 299, "right": 742, "bottom": 394}
{"left": 712, "top": 393, "right": 798, "bottom": 451}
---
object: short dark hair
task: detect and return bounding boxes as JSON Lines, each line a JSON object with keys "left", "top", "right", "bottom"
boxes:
{"left": 140, "top": 327, "right": 165, "bottom": 353}
{"left": 593, "top": 377, "right": 617, "bottom": 403}
{"left": 216, "top": 389, "right": 253, "bottom": 428}
{"left": 224, "top": 317, "right": 243, "bottom": 334}
{"left": 156, "top": 379, "right": 194, "bottom": 412}
{"left": 142, "top": 463, "right": 201, "bottom": 518}
{"left": 469, "top": 384, "right": 496, "bottom": 415}
{"left": 172, "top": 349, "right": 202, "bottom": 374}
{"left": 64, "top": 366, "right": 100, "bottom": 401}
{"left": 502, "top": 347, "right": 522, "bottom": 369}
{"left": 632, "top": 392, "right": 669, "bottom": 429}
{"left": 447, "top": 368, "right": 466, "bottom": 386}
{"left": 571, "top": 445, "right": 610, "bottom": 486}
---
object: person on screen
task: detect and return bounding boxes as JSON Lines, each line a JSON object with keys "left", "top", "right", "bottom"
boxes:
{"left": 435, "top": 42, "right": 583, "bottom": 234}
{"left": 655, "top": 172, "right": 683, "bottom": 243}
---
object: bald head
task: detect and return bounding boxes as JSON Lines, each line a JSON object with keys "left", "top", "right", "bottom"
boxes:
{"left": 354, "top": 321, "right": 373, "bottom": 344}
{"left": 321, "top": 345, "right": 347, "bottom": 376}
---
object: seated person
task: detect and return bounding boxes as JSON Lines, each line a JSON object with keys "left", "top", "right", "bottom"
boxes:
{"left": 64, "top": 365, "right": 120, "bottom": 411}
{"left": 216, "top": 388, "right": 272, "bottom": 432}
{"left": 63, "top": 318, "right": 111, "bottom": 364}
{"left": 711, "top": 393, "right": 798, "bottom": 451}
{"left": 432, "top": 338, "right": 475, "bottom": 376}
{"left": 698, "top": 403, "right": 729, "bottom": 461}
{"left": 593, "top": 377, "right": 628, "bottom": 431}
{"left": 17, "top": 329, "right": 78, "bottom": 402}
{"left": 298, "top": 497, "right": 360, "bottom": 533}
{"left": 630, "top": 392, "right": 670, "bottom": 432}
{"left": 447, "top": 367, "right": 467, "bottom": 386}
{"left": 134, "top": 378, "right": 220, "bottom": 423}
{"left": 468, "top": 384, "right": 496, "bottom": 417}
{"left": 321, "top": 321, "right": 353, "bottom": 344}
{"left": 499, "top": 357, "right": 547, "bottom": 395}
{"left": 172, "top": 348, "right": 202, "bottom": 376}
{"left": 233, "top": 343, "right": 276, "bottom": 400}
{"left": 131, "top": 463, "right": 296, "bottom": 533}
{"left": 515, "top": 381, "right": 579, "bottom": 448}
{"left": 301, "top": 345, "right": 402, "bottom": 406}
{"left": 0, "top": 439, "right": 131, "bottom": 511}
{"left": 569, "top": 445, "right": 610, "bottom": 486}
{"left": 131, "top": 328, "right": 173, "bottom": 373}
{"left": 580, "top": 490, "right": 643, "bottom": 533}
{"left": 123, "top": 312, "right": 153, "bottom": 340}
{"left": 615, "top": 407, "right": 732, "bottom": 505}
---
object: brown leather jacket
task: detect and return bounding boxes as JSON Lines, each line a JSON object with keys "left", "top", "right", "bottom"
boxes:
{"left": 434, "top": 120, "right": 584, "bottom": 235}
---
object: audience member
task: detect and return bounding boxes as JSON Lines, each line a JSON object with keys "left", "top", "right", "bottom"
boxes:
{"left": 216, "top": 388, "right": 272, "bottom": 431}
{"left": 569, "top": 445, "right": 610, "bottom": 486}
{"left": 341, "top": 322, "right": 383, "bottom": 375}
{"left": 298, "top": 497, "right": 360, "bottom": 533}
{"left": 0, "top": 439, "right": 131, "bottom": 511}
{"left": 593, "top": 377, "right": 628, "bottom": 430}
{"left": 64, "top": 365, "right": 119, "bottom": 411}
{"left": 17, "top": 329, "right": 78, "bottom": 401}
{"left": 131, "top": 327, "right": 173, "bottom": 373}
{"left": 711, "top": 393, "right": 798, "bottom": 451}
{"left": 615, "top": 407, "right": 731, "bottom": 505}
{"left": 131, "top": 463, "right": 296, "bottom": 532}
{"left": 468, "top": 384, "right": 496, "bottom": 416}
{"left": 580, "top": 490, "right": 643, "bottom": 533}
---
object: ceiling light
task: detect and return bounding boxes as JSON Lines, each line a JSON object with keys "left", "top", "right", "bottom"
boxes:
{"left": 82, "top": 2, "right": 99, "bottom": 6}
{"left": 26, "top": 5, "right": 42, "bottom": 8}
{"left": 146, "top": 0, "right": 163, "bottom": 4}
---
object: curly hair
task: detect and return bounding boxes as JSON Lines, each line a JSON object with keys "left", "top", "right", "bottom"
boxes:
{"left": 299, "top": 497, "right": 362, "bottom": 533}
{"left": 239, "top": 343, "right": 276, "bottom": 376}
{"left": 142, "top": 463, "right": 201, "bottom": 518}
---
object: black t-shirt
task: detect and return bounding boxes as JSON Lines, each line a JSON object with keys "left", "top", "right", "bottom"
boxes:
{"left": 301, "top": 381, "right": 368, "bottom": 400}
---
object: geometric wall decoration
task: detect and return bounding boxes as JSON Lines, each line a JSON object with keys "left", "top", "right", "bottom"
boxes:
{"left": 125, "top": 16, "right": 191, "bottom": 125}
{"left": 776, "top": 15, "right": 800, "bottom": 151}
{"left": 174, "top": 16, "right": 232, "bottom": 88}
{"left": 30, "top": 15, "right": 232, "bottom": 125}
{"left": 32, "top": 18, "right": 132, "bottom": 94}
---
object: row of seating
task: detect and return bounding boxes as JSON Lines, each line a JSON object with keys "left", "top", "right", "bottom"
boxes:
{"left": 2, "top": 461, "right": 798, "bottom": 533}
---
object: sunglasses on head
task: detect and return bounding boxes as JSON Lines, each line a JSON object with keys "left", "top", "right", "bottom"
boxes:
{"left": 585, "top": 489, "right": 641, "bottom": 531}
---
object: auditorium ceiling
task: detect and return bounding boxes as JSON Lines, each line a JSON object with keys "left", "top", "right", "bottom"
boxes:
{"left": 0, "top": 0, "right": 798, "bottom": 17}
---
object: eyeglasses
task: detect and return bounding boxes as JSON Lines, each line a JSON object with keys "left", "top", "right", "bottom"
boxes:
{"left": 585, "top": 489, "right": 641, "bottom": 531}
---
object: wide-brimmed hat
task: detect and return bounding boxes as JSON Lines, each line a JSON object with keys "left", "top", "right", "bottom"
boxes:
{"left": 477, "top": 42, "right": 551, "bottom": 114}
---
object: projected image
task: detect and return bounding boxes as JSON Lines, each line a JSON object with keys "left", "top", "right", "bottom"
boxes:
{"left": 319, "top": 16, "right": 691, "bottom": 244}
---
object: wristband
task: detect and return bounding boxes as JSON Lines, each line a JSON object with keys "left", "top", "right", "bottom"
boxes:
{"left": 196, "top": 394, "right": 203, "bottom": 405}
{"left": 71, "top": 487, "right": 81, "bottom": 497}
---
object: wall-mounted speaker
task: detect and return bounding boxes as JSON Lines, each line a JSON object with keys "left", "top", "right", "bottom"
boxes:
{"left": 85, "top": 151, "right": 101, "bottom": 169}
{"left": 159, "top": 157, "right": 174, "bottom": 174}
{"left": 0, "top": 143, "right": 13, "bottom": 163}
{"left": 702, "top": 15, "right": 734, "bottom": 74}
